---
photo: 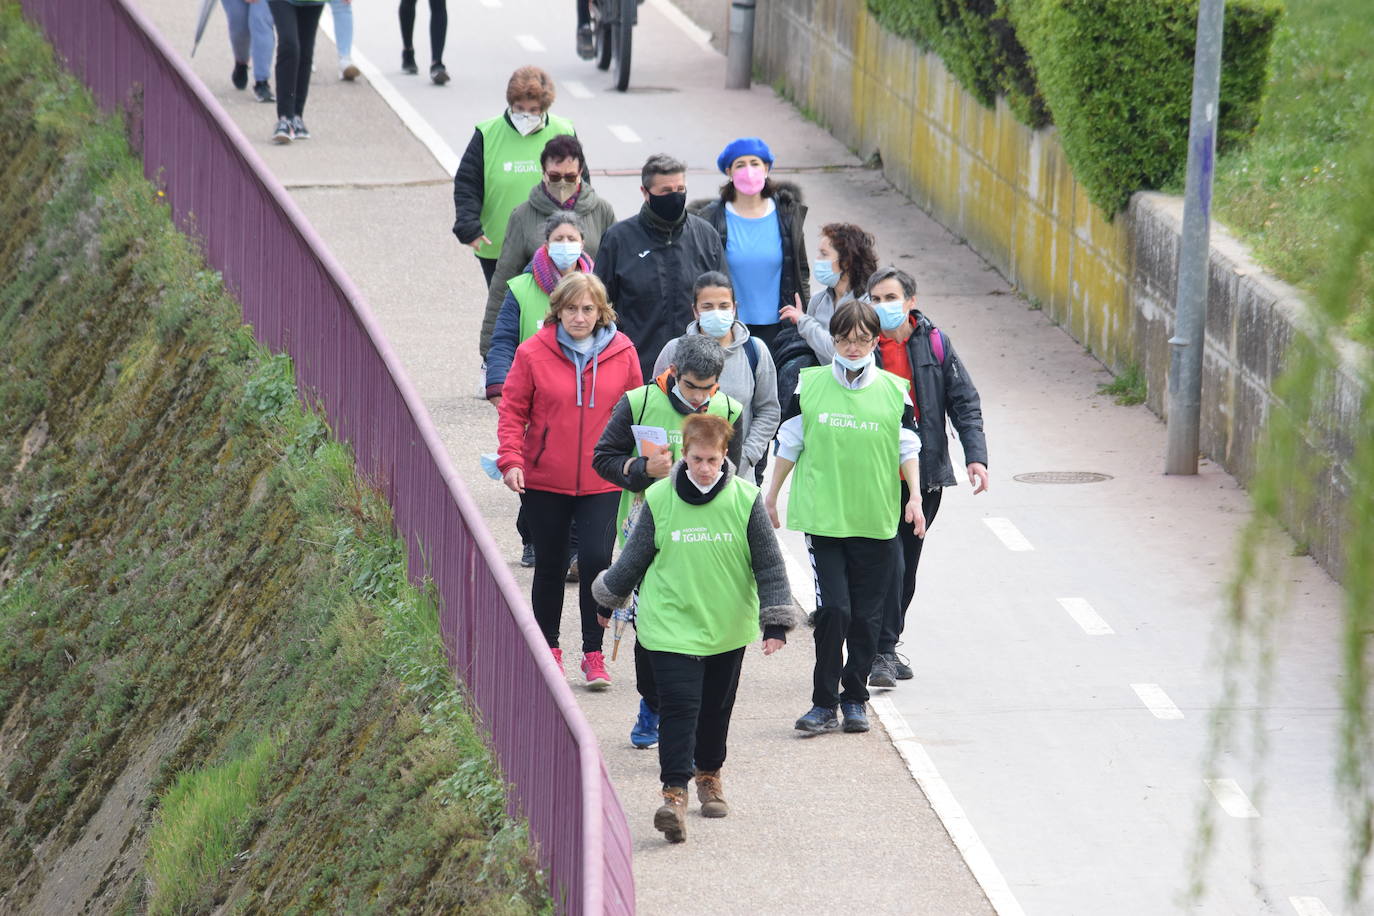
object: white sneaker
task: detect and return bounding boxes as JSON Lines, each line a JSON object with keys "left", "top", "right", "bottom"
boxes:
{"left": 339, "top": 57, "right": 360, "bottom": 81}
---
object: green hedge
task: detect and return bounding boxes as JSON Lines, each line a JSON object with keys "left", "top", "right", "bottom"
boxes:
{"left": 868, "top": 0, "right": 1283, "bottom": 214}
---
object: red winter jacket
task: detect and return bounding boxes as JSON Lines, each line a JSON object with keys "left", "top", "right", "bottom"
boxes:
{"left": 497, "top": 324, "right": 641, "bottom": 495}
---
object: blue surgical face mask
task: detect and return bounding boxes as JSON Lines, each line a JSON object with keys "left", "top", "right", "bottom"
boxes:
{"left": 548, "top": 241, "right": 583, "bottom": 270}
{"left": 875, "top": 301, "right": 908, "bottom": 331}
{"left": 813, "top": 258, "right": 840, "bottom": 289}
{"left": 696, "top": 308, "right": 734, "bottom": 338}
{"left": 833, "top": 351, "right": 874, "bottom": 372}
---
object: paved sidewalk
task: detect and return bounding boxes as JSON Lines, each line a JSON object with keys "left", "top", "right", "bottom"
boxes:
{"left": 125, "top": 2, "right": 996, "bottom": 913}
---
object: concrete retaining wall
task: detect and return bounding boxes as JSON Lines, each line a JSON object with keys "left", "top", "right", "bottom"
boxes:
{"left": 683, "top": 0, "right": 1364, "bottom": 579}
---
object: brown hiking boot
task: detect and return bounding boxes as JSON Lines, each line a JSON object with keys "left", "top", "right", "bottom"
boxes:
{"left": 694, "top": 769, "right": 729, "bottom": 818}
{"left": 654, "top": 786, "right": 688, "bottom": 843}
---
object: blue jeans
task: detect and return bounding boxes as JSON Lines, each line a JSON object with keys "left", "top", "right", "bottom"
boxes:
{"left": 329, "top": 0, "right": 353, "bottom": 59}
{"left": 220, "top": 0, "right": 275, "bottom": 82}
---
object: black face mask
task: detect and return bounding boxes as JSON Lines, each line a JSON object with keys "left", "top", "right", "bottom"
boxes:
{"left": 646, "top": 190, "right": 687, "bottom": 222}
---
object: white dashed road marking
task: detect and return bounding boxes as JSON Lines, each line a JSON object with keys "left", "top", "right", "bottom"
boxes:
{"left": 982, "top": 517, "right": 1033, "bottom": 551}
{"left": 1131, "top": 683, "right": 1184, "bottom": 719}
{"left": 1057, "top": 597, "right": 1114, "bottom": 635}
{"left": 608, "top": 124, "right": 642, "bottom": 144}
{"left": 564, "top": 80, "right": 595, "bottom": 99}
{"left": 514, "top": 34, "right": 546, "bottom": 53}
{"left": 1289, "top": 897, "right": 1333, "bottom": 916}
{"left": 1205, "top": 778, "right": 1261, "bottom": 818}
{"left": 871, "top": 698, "right": 1027, "bottom": 916}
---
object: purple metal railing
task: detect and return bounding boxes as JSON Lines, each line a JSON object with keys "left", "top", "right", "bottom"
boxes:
{"left": 18, "top": 0, "right": 635, "bottom": 911}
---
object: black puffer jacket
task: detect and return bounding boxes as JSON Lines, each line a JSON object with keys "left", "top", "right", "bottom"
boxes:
{"left": 879, "top": 311, "right": 989, "bottom": 490}
{"left": 592, "top": 206, "right": 726, "bottom": 383}
{"left": 695, "top": 180, "right": 810, "bottom": 314}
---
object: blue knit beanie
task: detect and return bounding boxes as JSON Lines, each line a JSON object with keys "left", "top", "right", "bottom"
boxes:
{"left": 716, "top": 137, "right": 774, "bottom": 175}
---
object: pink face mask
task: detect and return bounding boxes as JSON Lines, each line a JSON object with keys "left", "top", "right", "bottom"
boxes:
{"left": 731, "top": 165, "right": 767, "bottom": 196}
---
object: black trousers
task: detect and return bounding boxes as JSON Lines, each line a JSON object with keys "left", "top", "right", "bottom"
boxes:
{"left": 478, "top": 255, "right": 498, "bottom": 287}
{"left": 647, "top": 646, "right": 745, "bottom": 788}
{"left": 398, "top": 0, "right": 448, "bottom": 62}
{"left": 807, "top": 533, "right": 901, "bottom": 708}
{"left": 267, "top": 1, "right": 324, "bottom": 120}
{"left": 521, "top": 489, "right": 616, "bottom": 653}
{"left": 878, "top": 483, "right": 943, "bottom": 654}
{"left": 633, "top": 631, "right": 657, "bottom": 712}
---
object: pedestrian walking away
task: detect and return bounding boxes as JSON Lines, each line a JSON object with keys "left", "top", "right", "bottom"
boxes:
{"left": 695, "top": 137, "right": 809, "bottom": 353}
{"left": 764, "top": 299, "right": 926, "bottom": 736}
{"left": 593, "top": 153, "right": 727, "bottom": 383}
{"left": 328, "top": 0, "right": 360, "bottom": 80}
{"left": 486, "top": 211, "right": 598, "bottom": 571}
{"left": 865, "top": 265, "right": 989, "bottom": 686}
{"left": 593, "top": 413, "right": 799, "bottom": 844}
{"left": 219, "top": 0, "right": 275, "bottom": 101}
{"left": 452, "top": 66, "right": 576, "bottom": 287}
{"left": 773, "top": 222, "right": 879, "bottom": 412}
{"left": 397, "top": 0, "right": 449, "bottom": 83}
{"left": 592, "top": 334, "right": 745, "bottom": 747}
{"left": 267, "top": 0, "right": 326, "bottom": 143}
{"left": 480, "top": 134, "right": 615, "bottom": 360}
{"left": 653, "top": 271, "right": 780, "bottom": 484}
{"left": 496, "top": 273, "right": 642, "bottom": 688}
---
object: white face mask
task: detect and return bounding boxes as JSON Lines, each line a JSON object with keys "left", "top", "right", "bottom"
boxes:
{"left": 834, "top": 352, "right": 874, "bottom": 372}
{"left": 689, "top": 466, "right": 724, "bottom": 493}
{"left": 510, "top": 110, "right": 542, "bottom": 136}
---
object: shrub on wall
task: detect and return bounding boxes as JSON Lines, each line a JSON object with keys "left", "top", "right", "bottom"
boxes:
{"left": 868, "top": 0, "right": 1281, "bottom": 214}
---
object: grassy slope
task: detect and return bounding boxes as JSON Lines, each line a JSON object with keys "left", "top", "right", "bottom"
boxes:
{"left": 0, "top": 7, "right": 548, "bottom": 913}
{"left": 1210, "top": 0, "right": 1374, "bottom": 342}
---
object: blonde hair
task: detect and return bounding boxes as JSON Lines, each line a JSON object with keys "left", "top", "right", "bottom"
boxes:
{"left": 545, "top": 272, "right": 616, "bottom": 329}
{"left": 681, "top": 413, "right": 733, "bottom": 455}
{"left": 506, "top": 66, "right": 556, "bottom": 109}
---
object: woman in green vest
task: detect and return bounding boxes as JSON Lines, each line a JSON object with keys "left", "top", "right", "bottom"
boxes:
{"left": 451, "top": 66, "right": 577, "bottom": 287}
{"left": 764, "top": 300, "right": 927, "bottom": 736}
{"left": 593, "top": 414, "right": 798, "bottom": 844}
{"left": 485, "top": 212, "right": 595, "bottom": 405}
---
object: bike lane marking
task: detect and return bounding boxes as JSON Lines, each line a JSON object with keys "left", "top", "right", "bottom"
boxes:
{"left": 514, "top": 34, "right": 547, "bottom": 52}
{"left": 982, "top": 516, "right": 1033, "bottom": 551}
{"left": 1130, "top": 683, "right": 1184, "bottom": 719}
{"left": 1204, "top": 778, "right": 1261, "bottom": 818}
{"left": 1289, "top": 897, "right": 1333, "bottom": 916}
{"left": 1056, "top": 596, "right": 1114, "bottom": 635}
{"left": 608, "top": 124, "right": 642, "bottom": 143}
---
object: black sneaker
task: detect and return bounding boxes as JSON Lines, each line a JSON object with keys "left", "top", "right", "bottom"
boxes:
{"left": 401, "top": 49, "right": 418, "bottom": 74}
{"left": 271, "top": 117, "right": 293, "bottom": 144}
{"left": 868, "top": 653, "right": 897, "bottom": 688}
{"left": 890, "top": 650, "right": 914, "bottom": 680}
{"left": 231, "top": 61, "right": 249, "bottom": 90}
{"left": 841, "top": 701, "right": 870, "bottom": 733}
{"left": 253, "top": 81, "right": 275, "bottom": 103}
{"left": 794, "top": 705, "right": 839, "bottom": 736}
{"left": 520, "top": 543, "right": 535, "bottom": 567}
{"left": 291, "top": 116, "right": 310, "bottom": 140}
{"left": 430, "top": 62, "right": 450, "bottom": 85}
{"left": 576, "top": 24, "right": 595, "bottom": 59}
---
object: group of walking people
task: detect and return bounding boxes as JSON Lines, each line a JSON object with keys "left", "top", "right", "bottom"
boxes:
{"left": 461, "top": 67, "right": 990, "bottom": 844}
{"left": 217, "top": 0, "right": 450, "bottom": 143}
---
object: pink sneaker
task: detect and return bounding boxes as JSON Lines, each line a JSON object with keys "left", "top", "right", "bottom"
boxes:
{"left": 551, "top": 647, "right": 563, "bottom": 671}
{"left": 581, "top": 650, "right": 611, "bottom": 690}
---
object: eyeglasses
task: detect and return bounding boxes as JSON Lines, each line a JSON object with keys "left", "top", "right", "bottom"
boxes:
{"left": 545, "top": 172, "right": 580, "bottom": 183}
{"left": 833, "top": 335, "right": 876, "bottom": 347}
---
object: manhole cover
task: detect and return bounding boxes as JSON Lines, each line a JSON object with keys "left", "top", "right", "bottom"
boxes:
{"left": 1013, "top": 471, "right": 1113, "bottom": 484}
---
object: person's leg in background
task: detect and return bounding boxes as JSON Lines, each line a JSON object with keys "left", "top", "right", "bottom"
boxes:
{"left": 267, "top": 1, "right": 300, "bottom": 138}
{"left": 630, "top": 620, "right": 660, "bottom": 748}
{"left": 478, "top": 257, "right": 498, "bottom": 287}
{"left": 247, "top": 0, "right": 276, "bottom": 101}
{"left": 329, "top": 0, "right": 359, "bottom": 80}
{"left": 575, "top": 0, "right": 594, "bottom": 59}
{"left": 220, "top": 0, "right": 251, "bottom": 89}
{"left": 397, "top": 0, "right": 419, "bottom": 73}
{"left": 426, "top": 0, "right": 450, "bottom": 84}
{"left": 288, "top": 3, "right": 324, "bottom": 134}
{"left": 519, "top": 489, "right": 575, "bottom": 656}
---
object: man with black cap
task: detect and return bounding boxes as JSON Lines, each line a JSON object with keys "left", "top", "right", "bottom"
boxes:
{"left": 593, "top": 154, "right": 727, "bottom": 383}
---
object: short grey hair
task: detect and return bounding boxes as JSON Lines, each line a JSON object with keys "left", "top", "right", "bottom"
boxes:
{"left": 641, "top": 153, "right": 687, "bottom": 190}
{"left": 866, "top": 265, "right": 918, "bottom": 300}
{"left": 543, "top": 210, "right": 586, "bottom": 240}
{"left": 671, "top": 333, "right": 726, "bottom": 382}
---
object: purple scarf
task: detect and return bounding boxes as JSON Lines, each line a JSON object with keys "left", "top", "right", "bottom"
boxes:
{"left": 532, "top": 246, "right": 595, "bottom": 295}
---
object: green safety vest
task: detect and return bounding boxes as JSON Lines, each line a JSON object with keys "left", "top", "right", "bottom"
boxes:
{"left": 474, "top": 113, "right": 576, "bottom": 260}
{"left": 787, "top": 365, "right": 908, "bottom": 540}
{"left": 507, "top": 273, "right": 548, "bottom": 343}
{"left": 616, "top": 384, "right": 743, "bottom": 545}
{"left": 637, "top": 475, "right": 760, "bottom": 655}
